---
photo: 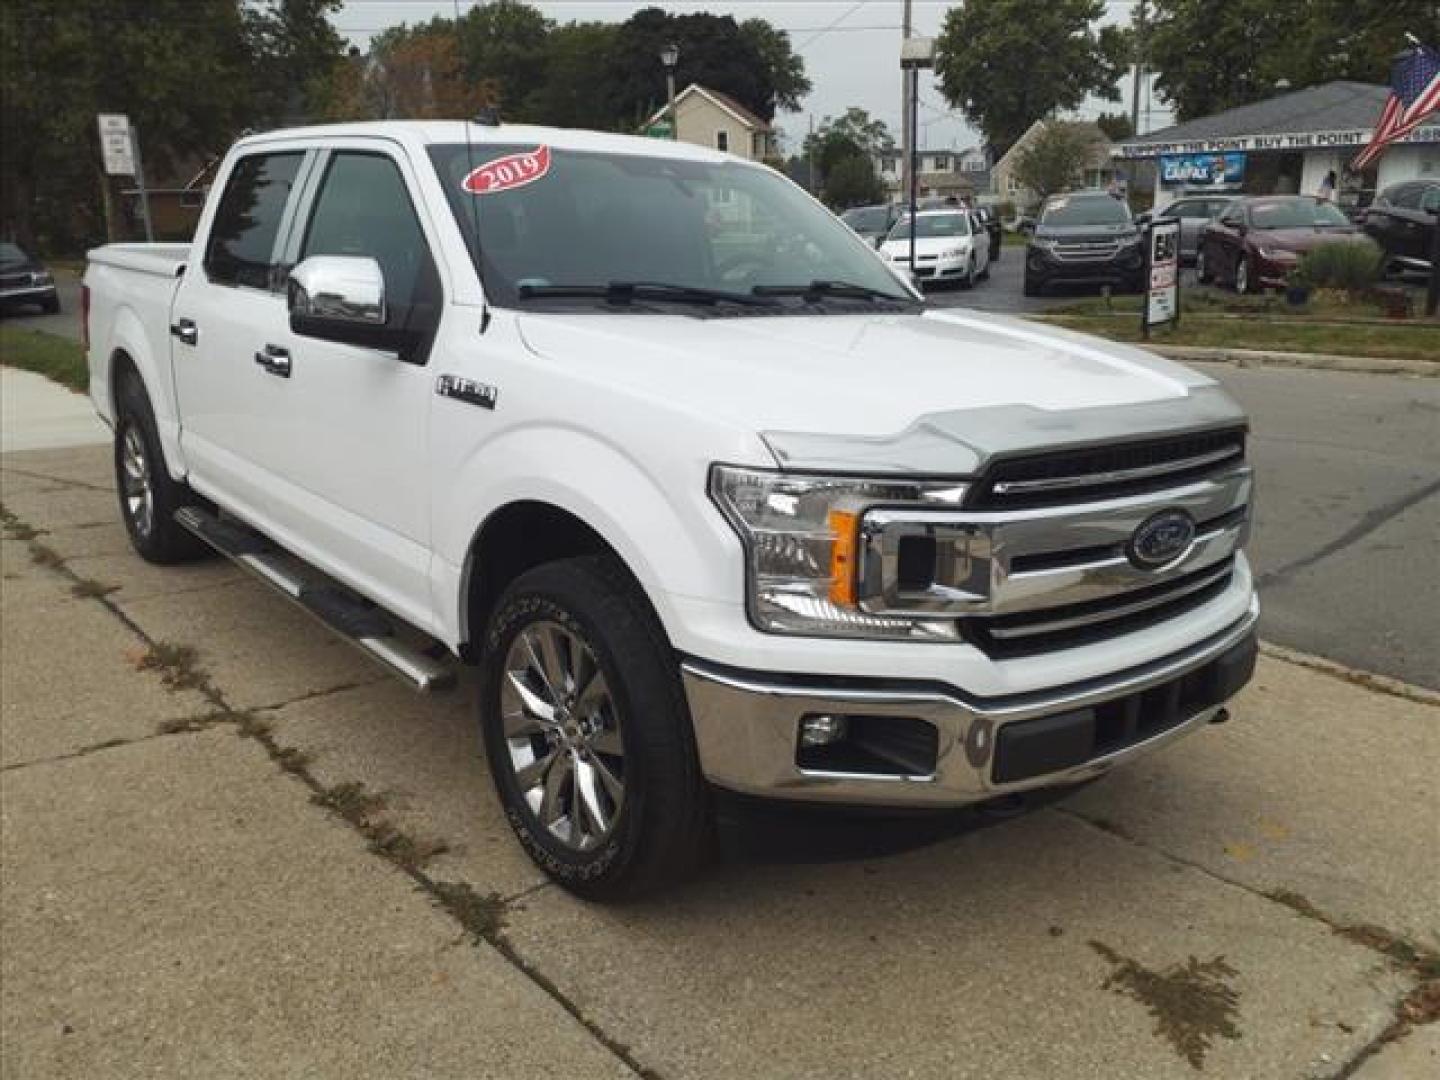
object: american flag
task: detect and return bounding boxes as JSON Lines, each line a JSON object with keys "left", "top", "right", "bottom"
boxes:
{"left": 1351, "top": 44, "right": 1440, "bottom": 171}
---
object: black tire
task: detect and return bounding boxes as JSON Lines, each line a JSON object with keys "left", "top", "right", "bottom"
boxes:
{"left": 41, "top": 296, "right": 60, "bottom": 314}
{"left": 1023, "top": 273, "right": 1043, "bottom": 297}
{"left": 478, "top": 555, "right": 710, "bottom": 900}
{"left": 114, "top": 371, "right": 208, "bottom": 564}
{"left": 1195, "top": 246, "right": 1213, "bottom": 284}
{"left": 1234, "top": 254, "right": 1253, "bottom": 294}
{"left": 959, "top": 257, "right": 976, "bottom": 290}
{"left": 978, "top": 259, "right": 991, "bottom": 281}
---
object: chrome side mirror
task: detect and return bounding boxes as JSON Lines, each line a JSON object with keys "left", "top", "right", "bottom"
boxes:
{"left": 288, "top": 255, "right": 386, "bottom": 326}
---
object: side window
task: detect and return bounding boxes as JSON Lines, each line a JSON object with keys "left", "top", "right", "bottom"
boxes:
{"left": 1218, "top": 206, "right": 1244, "bottom": 227}
{"left": 715, "top": 130, "right": 729, "bottom": 153}
{"left": 1390, "top": 185, "right": 1421, "bottom": 210}
{"left": 1420, "top": 187, "right": 1440, "bottom": 213}
{"left": 300, "top": 152, "right": 438, "bottom": 321}
{"left": 204, "top": 152, "right": 304, "bottom": 289}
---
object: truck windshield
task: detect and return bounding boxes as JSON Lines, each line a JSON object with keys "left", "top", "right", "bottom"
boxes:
{"left": 428, "top": 144, "right": 915, "bottom": 308}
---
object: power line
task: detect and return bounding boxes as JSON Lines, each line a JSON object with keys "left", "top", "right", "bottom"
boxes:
{"left": 794, "top": 0, "right": 868, "bottom": 51}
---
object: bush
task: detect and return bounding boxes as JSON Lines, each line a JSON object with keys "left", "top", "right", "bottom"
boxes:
{"left": 1295, "top": 240, "right": 1383, "bottom": 293}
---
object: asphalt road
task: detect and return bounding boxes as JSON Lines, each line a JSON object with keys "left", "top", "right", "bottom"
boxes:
{"left": 5, "top": 269, "right": 1434, "bottom": 685}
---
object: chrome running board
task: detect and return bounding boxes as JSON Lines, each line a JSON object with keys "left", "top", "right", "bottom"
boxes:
{"left": 174, "top": 506, "right": 455, "bottom": 693}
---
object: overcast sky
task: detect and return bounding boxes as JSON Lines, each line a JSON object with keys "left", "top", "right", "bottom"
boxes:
{"left": 333, "top": 0, "right": 1175, "bottom": 151}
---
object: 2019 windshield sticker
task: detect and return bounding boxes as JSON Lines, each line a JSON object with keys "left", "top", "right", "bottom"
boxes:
{"left": 462, "top": 147, "right": 551, "bottom": 195}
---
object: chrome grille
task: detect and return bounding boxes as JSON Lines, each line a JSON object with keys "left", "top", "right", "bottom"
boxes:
{"left": 0, "top": 272, "right": 32, "bottom": 289}
{"left": 1053, "top": 240, "right": 1120, "bottom": 260}
{"left": 969, "top": 428, "right": 1247, "bottom": 509}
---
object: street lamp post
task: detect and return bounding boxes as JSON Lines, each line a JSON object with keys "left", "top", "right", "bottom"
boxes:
{"left": 900, "top": 37, "right": 936, "bottom": 279}
{"left": 660, "top": 43, "right": 680, "bottom": 140}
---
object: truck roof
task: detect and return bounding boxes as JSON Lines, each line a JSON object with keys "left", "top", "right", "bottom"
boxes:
{"left": 234, "top": 120, "right": 744, "bottom": 166}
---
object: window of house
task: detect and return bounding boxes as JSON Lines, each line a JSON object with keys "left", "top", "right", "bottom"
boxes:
{"left": 716, "top": 130, "right": 729, "bottom": 153}
{"left": 932, "top": 154, "right": 950, "bottom": 171}
{"left": 204, "top": 152, "right": 304, "bottom": 290}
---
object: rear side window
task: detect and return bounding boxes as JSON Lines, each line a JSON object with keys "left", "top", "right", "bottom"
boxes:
{"left": 300, "top": 152, "right": 436, "bottom": 316}
{"left": 204, "top": 152, "right": 304, "bottom": 289}
{"left": 1420, "top": 186, "right": 1440, "bottom": 213}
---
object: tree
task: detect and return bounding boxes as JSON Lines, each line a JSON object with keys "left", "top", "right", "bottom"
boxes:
{"left": 1, "top": 0, "right": 340, "bottom": 251}
{"left": 935, "top": 0, "right": 1129, "bottom": 160}
{"left": 1147, "top": 0, "right": 1440, "bottom": 121}
{"left": 370, "top": 33, "right": 492, "bottom": 120}
{"left": 1011, "top": 124, "right": 1101, "bottom": 203}
{"left": 1095, "top": 112, "right": 1134, "bottom": 142}
{"left": 525, "top": 22, "right": 623, "bottom": 130}
{"left": 739, "top": 19, "right": 812, "bottom": 113}
{"left": 804, "top": 108, "right": 894, "bottom": 178}
{"left": 823, "top": 156, "right": 885, "bottom": 209}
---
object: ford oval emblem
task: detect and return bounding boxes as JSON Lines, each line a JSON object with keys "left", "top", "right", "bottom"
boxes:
{"left": 1127, "top": 509, "right": 1197, "bottom": 569}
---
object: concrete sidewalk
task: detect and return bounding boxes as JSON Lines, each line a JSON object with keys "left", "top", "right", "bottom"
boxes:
{"left": 1, "top": 366, "right": 108, "bottom": 453}
{"left": 3, "top": 444, "right": 1437, "bottom": 1079}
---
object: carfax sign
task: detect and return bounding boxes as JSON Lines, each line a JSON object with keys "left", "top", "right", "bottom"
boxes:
{"left": 1143, "top": 219, "right": 1181, "bottom": 334}
{"left": 1159, "top": 151, "right": 1246, "bottom": 186}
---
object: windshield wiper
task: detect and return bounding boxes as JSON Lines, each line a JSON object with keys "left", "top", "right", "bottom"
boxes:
{"left": 751, "top": 280, "right": 914, "bottom": 302}
{"left": 517, "top": 281, "right": 776, "bottom": 307}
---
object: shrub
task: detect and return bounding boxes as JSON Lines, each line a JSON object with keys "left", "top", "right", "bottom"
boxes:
{"left": 1295, "top": 239, "right": 1383, "bottom": 293}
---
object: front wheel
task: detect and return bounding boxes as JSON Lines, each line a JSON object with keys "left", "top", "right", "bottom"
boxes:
{"left": 478, "top": 556, "right": 710, "bottom": 900}
{"left": 1195, "top": 246, "right": 1213, "bottom": 284}
{"left": 1023, "top": 273, "right": 1043, "bottom": 297}
{"left": 1234, "top": 254, "right": 1253, "bottom": 294}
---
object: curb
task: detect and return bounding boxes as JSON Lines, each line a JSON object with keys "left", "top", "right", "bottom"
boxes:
{"left": 1148, "top": 344, "right": 1438, "bottom": 378}
{"left": 1259, "top": 641, "right": 1440, "bottom": 707}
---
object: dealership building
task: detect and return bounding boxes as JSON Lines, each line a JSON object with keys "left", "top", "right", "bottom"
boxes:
{"left": 1114, "top": 80, "right": 1439, "bottom": 210}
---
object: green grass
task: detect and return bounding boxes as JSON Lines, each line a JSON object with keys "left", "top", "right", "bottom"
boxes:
{"left": 0, "top": 326, "right": 88, "bottom": 392}
{"left": 1037, "top": 313, "right": 1439, "bottom": 363}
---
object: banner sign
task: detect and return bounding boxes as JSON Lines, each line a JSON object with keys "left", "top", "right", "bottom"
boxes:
{"left": 1143, "top": 219, "right": 1181, "bottom": 334}
{"left": 1115, "top": 124, "right": 1440, "bottom": 159}
{"left": 97, "top": 114, "right": 135, "bottom": 176}
{"left": 1159, "top": 151, "right": 1246, "bottom": 186}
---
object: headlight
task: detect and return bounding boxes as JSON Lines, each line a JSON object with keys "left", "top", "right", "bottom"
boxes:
{"left": 1119, "top": 233, "right": 1143, "bottom": 248}
{"left": 31, "top": 271, "right": 53, "bottom": 285}
{"left": 1030, "top": 237, "right": 1057, "bottom": 251}
{"left": 709, "top": 466, "right": 965, "bottom": 640}
{"left": 1255, "top": 246, "right": 1295, "bottom": 260}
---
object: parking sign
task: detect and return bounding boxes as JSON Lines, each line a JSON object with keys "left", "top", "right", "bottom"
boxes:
{"left": 97, "top": 114, "right": 135, "bottom": 176}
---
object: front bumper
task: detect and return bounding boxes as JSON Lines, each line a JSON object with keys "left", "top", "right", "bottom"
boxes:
{"left": 1026, "top": 247, "right": 1143, "bottom": 286}
{"left": 682, "top": 599, "right": 1257, "bottom": 808}
{"left": 0, "top": 284, "right": 57, "bottom": 304}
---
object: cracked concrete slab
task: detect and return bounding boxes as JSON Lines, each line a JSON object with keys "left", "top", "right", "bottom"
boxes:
{"left": 0, "top": 445, "right": 113, "bottom": 489}
{"left": 0, "top": 731, "right": 634, "bottom": 1080}
{"left": 1, "top": 570, "right": 210, "bottom": 768}
{"left": 502, "top": 807, "right": 1408, "bottom": 1080}
{"left": 62, "top": 550, "right": 243, "bottom": 605}
{"left": 0, "top": 483, "right": 116, "bottom": 531}
{"left": 117, "top": 578, "right": 383, "bottom": 711}
{"left": 1352, "top": 1023, "right": 1440, "bottom": 1079}
{"left": 1064, "top": 656, "right": 1440, "bottom": 951}
{"left": 263, "top": 676, "right": 547, "bottom": 900}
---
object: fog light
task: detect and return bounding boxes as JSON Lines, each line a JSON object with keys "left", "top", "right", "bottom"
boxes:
{"left": 799, "top": 714, "right": 848, "bottom": 748}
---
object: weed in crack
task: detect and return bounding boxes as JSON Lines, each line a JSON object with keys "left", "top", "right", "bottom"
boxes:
{"left": 432, "top": 881, "right": 508, "bottom": 942}
{"left": 1090, "top": 940, "right": 1241, "bottom": 1069}
{"left": 233, "top": 711, "right": 272, "bottom": 738}
{"left": 312, "top": 781, "right": 388, "bottom": 823}
{"left": 273, "top": 746, "right": 313, "bottom": 776}
{"left": 70, "top": 577, "right": 118, "bottom": 599}
{"left": 28, "top": 542, "right": 65, "bottom": 570}
{"left": 156, "top": 712, "right": 229, "bottom": 735}
{"left": 310, "top": 781, "right": 447, "bottom": 871}
{"left": 368, "top": 823, "right": 449, "bottom": 872}
{"left": 0, "top": 505, "right": 43, "bottom": 541}
{"left": 134, "top": 642, "right": 210, "bottom": 693}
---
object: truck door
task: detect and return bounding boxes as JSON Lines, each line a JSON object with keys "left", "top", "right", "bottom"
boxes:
{"left": 262, "top": 144, "right": 444, "bottom": 627}
{"left": 171, "top": 149, "right": 312, "bottom": 502}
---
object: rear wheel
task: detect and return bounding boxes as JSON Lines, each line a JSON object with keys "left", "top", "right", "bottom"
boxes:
{"left": 41, "top": 296, "right": 60, "bottom": 314}
{"left": 1023, "top": 272, "right": 1043, "bottom": 297}
{"left": 1234, "top": 255, "right": 1253, "bottom": 294}
{"left": 113, "top": 371, "right": 208, "bottom": 564}
{"left": 479, "top": 556, "right": 710, "bottom": 900}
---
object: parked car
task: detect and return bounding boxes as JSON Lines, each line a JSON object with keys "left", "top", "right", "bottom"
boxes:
{"left": 839, "top": 203, "right": 900, "bottom": 248}
{"left": 1361, "top": 180, "right": 1439, "bottom": 276}
{"left": 1024, "top": 191, "right": 1144, "bottom": 296}
{"left": 1197, "top": 195, "right": 1373, "bottom": 293}
{"left": 971, "top": 206, "right": 1002, "bottom": 262}
{"left": 879, "top": 209, "right": 991, "bottom": 287}
{"left": 0, "top": 242, "right": 59, "bottom": 314}
{"left": 84, "top": 122, "right": 1257, "bottom": 899}
{"left": 1139, "top": 195, "right": 1237, "bottom": 265}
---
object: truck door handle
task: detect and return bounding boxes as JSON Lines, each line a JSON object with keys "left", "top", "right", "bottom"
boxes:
{"left": 254, "top": 344, "right": 291, "bottom": 378}
{"left": 170, "top": 318, "right": 198, "bottom": 346}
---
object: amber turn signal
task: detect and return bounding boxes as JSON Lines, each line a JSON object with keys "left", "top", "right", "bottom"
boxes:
{"left": 828, "top": 509, "right": 859, "bottom": 607}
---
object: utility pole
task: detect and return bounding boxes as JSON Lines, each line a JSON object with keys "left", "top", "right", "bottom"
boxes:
{"left": 899, "top": 0, "right": 913, "bottom": 205}
{"left": 1130, "top": 0, "right": 1147, "bottom": 137}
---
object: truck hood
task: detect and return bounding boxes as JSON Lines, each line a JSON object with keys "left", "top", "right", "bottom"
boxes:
{"left": 514, "top": 308, "right": 1243, "bottom": 475}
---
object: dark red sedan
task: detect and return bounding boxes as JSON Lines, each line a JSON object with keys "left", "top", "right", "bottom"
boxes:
{"left": 1196, "top": 195, "right": 1373, "bottom": 293}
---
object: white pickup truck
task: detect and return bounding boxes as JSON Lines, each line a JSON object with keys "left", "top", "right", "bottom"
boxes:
{"left": 85, "top": 121, "right": 1258, "bottom": 898}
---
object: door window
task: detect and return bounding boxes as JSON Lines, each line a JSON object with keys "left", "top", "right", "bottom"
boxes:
{"left": 204, "top": 152, "right": 305, "bottom": 290}
{"left": 300, "top": 152, "right": 439, "bottom": 331}
{"left": 1420, "top": 186, "right": 1440, "bottom": 213}
{"left": 1389, "top": 185, "right": 1421, "bottom": 210}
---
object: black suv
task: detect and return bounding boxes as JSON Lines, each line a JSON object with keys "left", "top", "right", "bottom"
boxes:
{"left": 0, "top": 242, "right": 59, "bottom": 314}
{"left": 1023, "top": 191, "right": 1144, "bottom": 296}
{"left": 1362, "top": 180, "right": 1439, "bottom": 275}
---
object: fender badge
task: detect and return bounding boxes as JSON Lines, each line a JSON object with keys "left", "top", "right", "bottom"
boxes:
{"left": 436, "top": 375, "right": 498, "bottom": 410}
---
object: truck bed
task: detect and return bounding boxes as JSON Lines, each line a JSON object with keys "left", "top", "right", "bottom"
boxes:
{"left": 87, "top": 243, "right": 191, "bottom": 278}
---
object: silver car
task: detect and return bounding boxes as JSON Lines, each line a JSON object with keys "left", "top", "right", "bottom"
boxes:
{"left": 1146, "top": 195, "right": 1237, "bottom": 265}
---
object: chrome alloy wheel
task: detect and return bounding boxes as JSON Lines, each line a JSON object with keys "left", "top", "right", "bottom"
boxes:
{"left": 120, "top": 425, "right": 154, "bottom": 538}
{"left": 501, "top": 620, "right": 625, "bottom": 851}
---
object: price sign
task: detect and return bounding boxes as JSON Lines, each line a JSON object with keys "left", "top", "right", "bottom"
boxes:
{"left": 97, "top": 114, "right": 135, "bottom": 176}
{"left": 1143, "top": 218, "right": 1181, "bottom": 333}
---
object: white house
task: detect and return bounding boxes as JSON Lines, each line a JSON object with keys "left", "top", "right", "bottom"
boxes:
{"left": 642, "top": 83, "right": 778, "bottom": 162}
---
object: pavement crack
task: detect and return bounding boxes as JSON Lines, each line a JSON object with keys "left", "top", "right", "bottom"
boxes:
{"left": 0, "top": 729, "right": 178, "bottom": 772}
{"left": 1255, "top": 477, "right": 1440, "bottom": 589}
{"left": 0, "top": 465, "right": 111, "bottom": 492}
